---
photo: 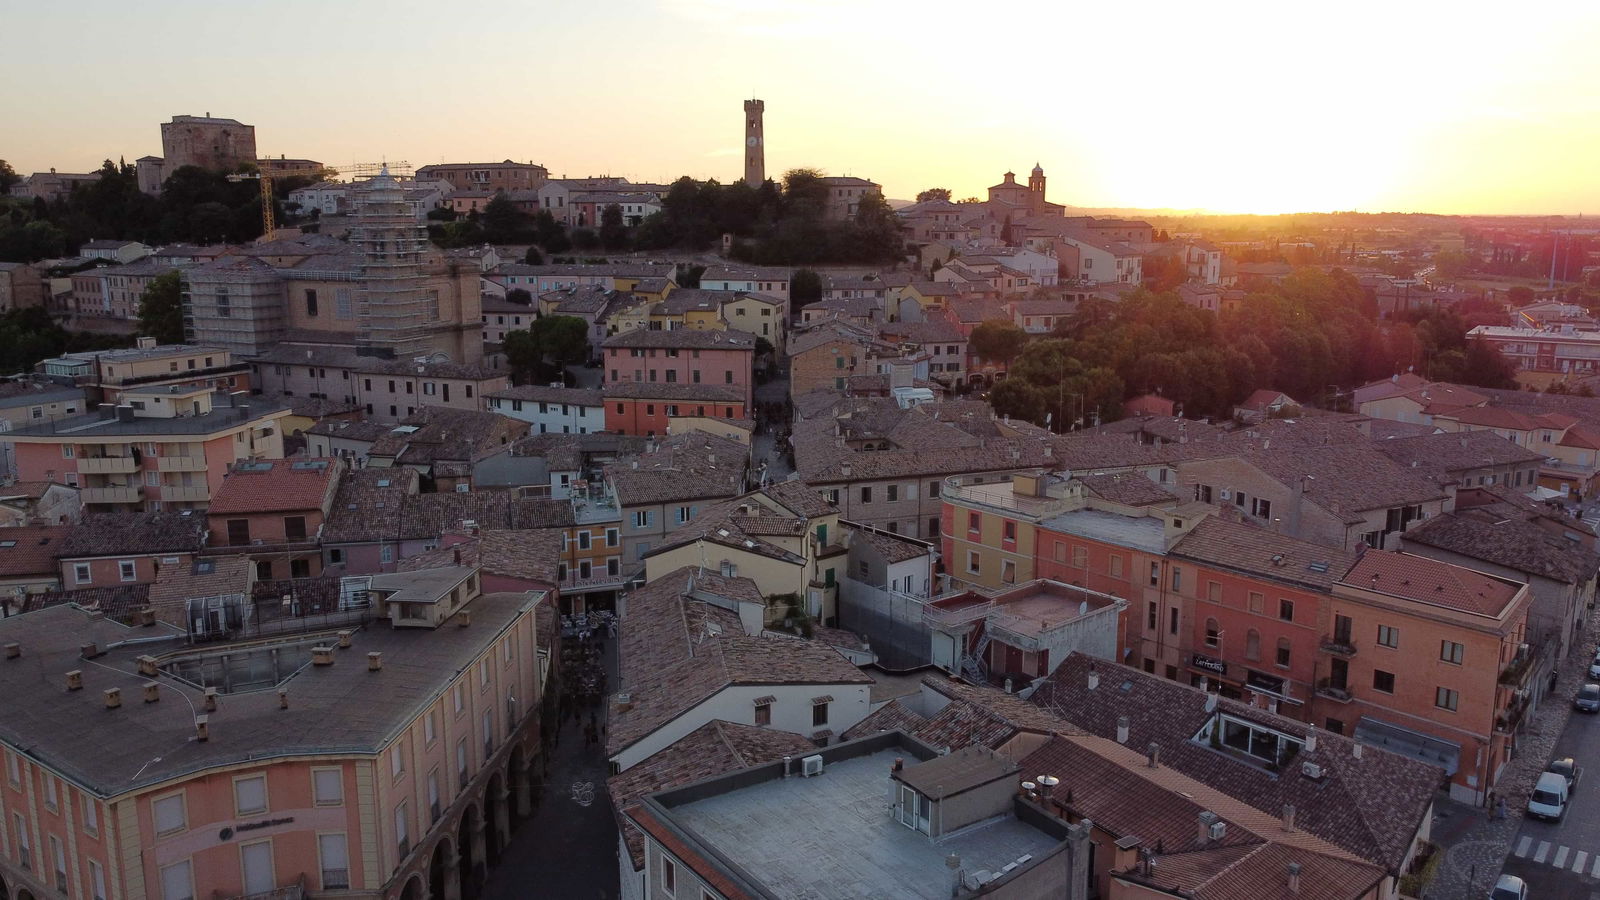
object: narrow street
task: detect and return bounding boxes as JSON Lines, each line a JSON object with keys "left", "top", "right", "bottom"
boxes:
{"left": 483, "top": 636, "right": 620, "bottom": 899}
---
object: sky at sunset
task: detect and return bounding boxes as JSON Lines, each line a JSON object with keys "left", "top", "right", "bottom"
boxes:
{"left": 5, "top": 0, "right": 1599, "bottom": 215}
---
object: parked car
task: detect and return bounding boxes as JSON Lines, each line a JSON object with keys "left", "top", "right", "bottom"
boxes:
{"left": 1589, "top": 653, "right": 1600, "bottom": 679}
{"left": 1548, "top": 756, "right": 1578, "bottom": 788}
{"left": 1490, "top": 873, "right": 1528, "bottom": 900}
{"left": 1529, "top": 770, "right": 1570, "bottom": 821}
{"left": 1577, "top": 682, "right": 1600, "bottom": 713}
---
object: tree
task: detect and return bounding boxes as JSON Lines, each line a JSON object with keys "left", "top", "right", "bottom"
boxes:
{"left": 598, "top": 203, "right": 629, "bottom": 252}
{"left": 0, "top": 160, "right": 18, "bottom": 196}
{"left": 570, "top": 228, "right": 600, "bottom": 252}
{"left": 1507, "top": 285, "right": 1535, "bottom": 307}
{"left": 136, "top": 271, "right": 185, "bottom": 345}
{"left": 533, "top": 210, "right": 570, "bottom": 254}
{"left": 780, "top": 169, "right": 829, "bottom": 220}
{"left": 506, "top": 288, "right": 532, "bottom": 306}
{"left": 480, "top": 191, "right": 531, "bottom": 244}
{"left": 969, "top": 320, "right": 1028, "bottom": 365}
{"left": 504, "top": 315, "right": 590, "bottom": 383}
{"left": 792, "top": 269, "right": 822, "bottom": 308}
{"left": 916, "top": 188, "right": 951, "bottom": 203}
{"left": 679, "top": 264, "right": 705, "bottom": 288}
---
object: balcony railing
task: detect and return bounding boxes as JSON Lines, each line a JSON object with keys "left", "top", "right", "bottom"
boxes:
{"left": 1314, "top": 678, "right": 1353, "bottom": 703}
{"left": 161, "top": 485, "right": 209, "bottom": 502}
{"left": 79, "top": 456, "right": 138, "bottom": 474}
{"left": 560, "top": 570, "right": 628, "bottom": 593}
{"left": 226, "top": 874, "right": 306, "bottom": 900}
{"left": 922, "top": 598, "right": 994, "bottom": 629}
{"left": 156, "top": 456, "right": 206, "bottom": 472}
{"left": 1319, "top": 636, "right": 1357, "bottom": 657}
{"left": 80, "top": 486, "right": 142, "bottom": 504}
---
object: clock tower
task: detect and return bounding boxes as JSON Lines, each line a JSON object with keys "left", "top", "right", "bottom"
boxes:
{"left": 743, "top": 98, "right": 765, "bottom": 187}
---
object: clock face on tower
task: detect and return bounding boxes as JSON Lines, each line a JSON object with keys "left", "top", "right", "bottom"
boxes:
{"left": 747, "top": 136, "right": 761, "bottom": 147}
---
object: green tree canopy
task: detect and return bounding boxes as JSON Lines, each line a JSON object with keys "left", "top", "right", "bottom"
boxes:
{"left": 136, "top": 271, "right": 185, "bottom": 345}
{"left": 969, "top": 320, "right": 1028, "bottom": 364}
{"left": 503, "top": 315, "right": 590, "bottom": 383}
{"left": 915, "top": 188, "right": 951, "bottom": 203}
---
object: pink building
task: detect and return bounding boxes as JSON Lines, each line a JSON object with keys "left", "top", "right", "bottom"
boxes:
{"left": 602, "top": 383, "right": 746, "bottom": 437}
{"left": 0, "top": 571, "right": 552, "bottom": 900}
{"left": 206, "top": 457, "right": 345, "bottom": 580}
{"left": 600, "top": 328, "right": 755, "bottom": 410}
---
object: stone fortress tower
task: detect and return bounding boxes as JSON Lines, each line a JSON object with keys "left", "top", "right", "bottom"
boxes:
{"left": 744, "top": 98, "right": 765, "bottom": 187}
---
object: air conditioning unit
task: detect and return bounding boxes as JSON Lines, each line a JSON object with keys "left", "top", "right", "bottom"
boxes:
{"left": 1218, "top": 489, "right": 1232, "bottom": 501}
{"left": 1301, "top": 761, "right": 1324, "bottom": 780}
{"left": 801, "top": 755, "right": 824, "bottom": 777}
{"left": 1207, "top": 820, "right": 1226, "bottom": 841}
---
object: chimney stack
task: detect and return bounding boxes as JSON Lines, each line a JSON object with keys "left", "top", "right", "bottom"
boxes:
{"left": 66, "top": 670, "right": 83, "bottom": 691}
{"left": 1287, "top": 862, "right": 1302, "bottom": 894}
{"left": 204, "top": 687, "right": 218, "bottom": 711}
{"left": 312, "top": 646, "right": 334, "bottom": 666}
{"left": 278, "top": 689, "right": 290, "bottom": 709}
{"left": 195, "top": 715, "right": 210, "bottom": 742}
{"left": 80, "top": 641, "right": 101, "bottom": 659}
{"left": 1352, "top": 743, "right": 1363, "bottom": 760}
{"left": 136, "top": 607, "right": 157, "bottom": 626}
{"left": 1037, "top": 774, "right": 1059, "bottom": 799}
{"left": 368, "top": 652, "right": 384, "bottom": 671}
{"left": 1146, "top": 742, "right": 1160, "bottom": 768}
{"left": 337, "top": 630, "right": 353, "bottom": 649}
{"left": 4, "top": 642, "right": 19, "bottom": 659}
{"left": 458, "top": 610, "right": 472, "bottom": 628}
{"left": 1116, "top": 716, "right": 1130, "bottom": 744}
{"left": 1304, "top": 733, "right": 1316, "bottom": 753}
{"left": 104, "top": 687, "right": 121, "bottom": 709}
{"left": 1087, "top": 665, "right": 1099, "bottom": 691}
{"left": 1282, "top": 804, "right": 1296, "bottom": 832}
{"left": 137, "top": 655, "right": 158, "bottom": 677}
{"left": 143, "top": 682, "right": 160, "bottom": 703}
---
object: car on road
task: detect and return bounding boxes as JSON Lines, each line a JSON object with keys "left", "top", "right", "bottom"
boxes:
{"left": 1577, "top": 682, "right": 1600, "bottom": 713}
{"left": 1490, "top": 873, "right": 1528, "bottom": 900}
{"left": 1528, "top": 770, "right": 1569, "bottom": 821}
{"left": 1589, "top": 653, "right": 1600, "bottom": 679}
{"left": 1548, "top": 756, "right": 1578, "bottom": 788}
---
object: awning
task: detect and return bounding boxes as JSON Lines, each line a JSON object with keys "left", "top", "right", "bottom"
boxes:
{"left": 1354, "top": 716, "right": 1460, "bottom": 775}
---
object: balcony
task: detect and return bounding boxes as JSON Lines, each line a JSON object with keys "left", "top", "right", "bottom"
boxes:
{"left": 1319, "top": 636, "right": 1357, "bottom": 657}
{"left": 227, "top": 875, "right": 306, "bottom": 900}
{"left": 922, "top": 596, "right": 994, "bottom": 630}
{"left": 79, "top": 456, "right": 138, "bottom": 474}
{"left": 161, "top": 484, "right": 209, "bottom": 503}
{"left": 1314, "top": 678, "right": 1353, "bottom": 703}
{"left": 157, "top": 456, "right": 206, "bottom": 472}
{"left": 80, "top": 485, "right": 142, "bottom": 505}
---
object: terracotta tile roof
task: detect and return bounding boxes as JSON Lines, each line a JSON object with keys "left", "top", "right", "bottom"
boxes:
{"left": 399, "top": 530, "right": 562, "bottom": 587}
{"left": 608, "top": 567, "right": 871, "bottom": 758}
{"left": 605, "top": 432, "right": 747, "bottom": 507}
{"left": 367, "top": 407, "right": 528, "bottom": 465}
{"left": 322, "top": 471, "right": 571, "bottom": 544}
{"left": 1028, "top": 654, "right": 1441, "bottom": 871}
{"left": 1339, "top": 549, "right": 1524, "bottom": 617}
{"left": 625, "top": 805, "right": 756, "bottom": 899}
{"left": 844, "top": 523, "right": 931, "bottom": 564}
{"left": 786, "top": 320, "right": 880, "bottom": 357}
{"left": 602, "top": 329, "right": 755, "bottom": 350}
{"left": 61, "top": 511, "right": 206, "bottom": 558}
{"left": 608, "top": 720, "right": 817, "bottom": 868}
{"left": 21, "top": 584, "right": 150, "bottom": 620}
{"left": 1404, "top": 506, "right": 1598, "bottom": 586}
{"left": 485, "top": 384, "right": 604, "bottom": 407}
{"left": 148, "top": 556, "right": 253, "bottom": 606}
{"left": 206, "top": 458, "right": 343, "bottom": 516}
{"left": 1241, "top": 443, "right": 1447, "bottom": 522}
{"left": 1077, "top": 473, "right": 1177, "bottom": 507}
{"left": 0, "top": 526, "right": 70, "bottom": 577}
{"left": 840, "top": 699, "right": 928, "bottom": 740}
{"left": 759, "top": 480, "right": 836, "bottom": 518}
{"left": 1170, "top": 517, "right": 1358, "bottom": 592}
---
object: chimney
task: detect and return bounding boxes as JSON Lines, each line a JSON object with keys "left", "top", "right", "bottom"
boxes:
{"left": 204, "top": 687, "right": 218, "bottom": 711}
{"left": 1304, "top": 733, "right": 1316, "bottom": 753}
{"left": 782, "top": 755, "right": 793, "bottom": 777}
{"left": 312, "top": 646, "right": 334, "bottom": 666}
{"left": 1287, "top": 862, "right": 1302, "bottom": 894}
{"left": 3, "top": 642, "right": 17, "bottom": 660}
{"left": 136, "top": 607, "right": 156, "bottom": 626}
{"left": 1146, "top": 742, "right": 1160, "bottom": 768}
{"left": 137, "top": 655, "right": 158, "bottom": 676}
{"left": 1116, "top": 716, "right": 1130, "bottom": 744}
{"left": 66, "top": 670, "right": 83, "bottom": 691}
{"left": 1197, "top": 811, "right": 1219, "bottom": 845}
{"left": 337, "top": 630, "right": 353, "bottom": 649}
{"left": 104, "top": 687, "right": 122, "bottom": 709}
{"left": 80, "top": 641, "right": 101, "bottom": 659}
{"left": 453, "top": 546, "right": 462, "bottom": 565}
{"left": 1037, "top": 774, "right": 1059, "bottom": 799}
{"left": 1353, "top": 743, "right": 1363, "bottom": 759}
{"left": 946, "top": 853, "right": 962, "bottom": 897}
{"left": 1087, "top": 665, "right": 1099, "bottom": 690}
{"left": 195, "top": 715, "right": 210, "bottom": 742}
{"left": 368, "top": 651, "right": 384, "bottom": 671}
{"left": 458, "top": 610, "right": 472, "bottom": 628}
{"left": 278, "top": 688, "right": 290, "bottom": 709}
{"left": 1282, "top": 804, "right": 1296, "bottom": 833}
{"left": 143, "top": 682, "right": 160, "bottom": 703}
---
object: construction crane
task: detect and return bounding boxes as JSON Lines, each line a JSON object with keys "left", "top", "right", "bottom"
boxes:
{"left": 229, "top": 161, "right": 411, "bottom": 242}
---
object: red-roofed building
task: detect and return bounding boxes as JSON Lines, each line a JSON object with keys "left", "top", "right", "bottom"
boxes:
{"left": 1329, "top": 550, "right": 1531, "bottom": 804}
{"left": 1122, "top": 394, "right": 1175, "bottom": 419}
{"left": 205, "top": 457, "right": 345, "bottom": 579}
{"left": 0, "top": 524, "right": 71, "bottom": 603}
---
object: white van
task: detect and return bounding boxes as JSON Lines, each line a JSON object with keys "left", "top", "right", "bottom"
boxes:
{"left": 1529, "top": 770, "right": 1570, "bottom": 821}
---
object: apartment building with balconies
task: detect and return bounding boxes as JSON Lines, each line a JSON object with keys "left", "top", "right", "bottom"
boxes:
{"left": 6, "top": 390, "right": 289, "bottom": 513}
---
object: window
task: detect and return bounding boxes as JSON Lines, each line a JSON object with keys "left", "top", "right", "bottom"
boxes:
{"left": 1109, "top": 555, "right": 1123, "bottom": 577}
{"left": 159, "top": 859, "right": 194, "bottom": 900}
{"left": 62, "top": 444, "right": 74, "bottom": 459}
{"left": 1204, "top": 618, "right": 1220, "bottom": 648}
{"left": 154, "top": 793, "right": 187, "bottom": 835}
{"left": 1435, "top": 687, "right": 1459, "bottom": 711}
{"left": 812, "top": 701, "right": 829, "bottom": 727}
{"left": 234, "top": 774, "right": 268, "bottom": 815}
{"left": 51, "top": 835, "right": 66, "bottom": 892}
{"left": 606, "top": 528, "right": 619, "bottom": 547}
{"left": 390, "top": 745, "right": 405, "bottom": 779}
{"left": 82, "top": 794, "right": 98, "bottom": 835}
{"left": 44, "top": 774, "right": 58, "bottom": 810}
{"left": 13, "top": 811, "right": 30, "bottom": 870}
{"left": 1251, "top": 497, "right": 1272, "bottom": 519}
{"left": 1003, "top": 520, "right": 1016, "bottom": 541}
{"left": 676, "top": 506, "right": 692, "bottom": 524}
{"left": 1373, "top": 670, "right": 1396, "bottom": 693}
{"left": 928, "top": 480, "right": 940, "bottom": 498}
{"left": 860, "top": 486, "right": 872, "bottom": 503}
{"left": 1147, "top": 601, "right": 1157, "bottom": 631}
{"left": 425, "top": 709, "right": 438, "bottom": 744}
{"left": 1171, "top": 567, "right": 1182, "bottom": 591}
{"left": 1440, "top": 640, "right": 1465, "bottom": 665}
{"left": 457, "top": 738, "right": 470, "bottom": 791}
{"left": 119, "top": 560, "right": 137, "bottom": 582}
{"left": 662, "top": 857, "right": 678, "bottom": 895}
{"left": 1245, "top": 629, "right": 1261, "bottom": 660}
{"left": 318, "top": 833, "right": 350, "bottom": 890}
{"left": 394, "top": 803, "right": 410, "bottom": 856}
{"left": 966, "top": 551, "right": 981, "bottom": 575}
{"left": 305, "top": 288, "right": 318, "bottom": 317}
{"left": 482, "top": 710, "right": 494, "bottom": 756}
{"left": 89, "top": 859, "right": 107, "bottom": 900}
{"left": 968, "top": 512, "right": 980, "bottom": 533}
{"left": 634, "top": 510, "right": 651, "bottom": 528}
{"left": 453, "top": 682, "right": 465, "bottom": 714}
{"left": 1278, "top": 598, "right": 1294, "bottom": 622}
{"left": 1275, "top": 638, "right": 1291, "bottom": 668}
{"left": 1205, "top": 580, "right": 1221, "bottom": 602}
{"left": 755, "top": 701, "right": 772, "bottom": 726}
{"left": 284, "top": 516, "right": 307, "bottom": 541}
{"left": 1248, "top": 591, "right": 1264, "bottom": 613}
{"left": 428, "top": 770, "right": 442, "bottom": 822}
{"left": 1170, "top": 607, "right": 1179, "bottom": 635}
{"left": 313, "top": 768, "right": 343, "bottom": 806}
{"left": 1150, "top": 562, "right": 1160, "bottom": 587}
{"left": 1376, "top": 625, "right": 1399, "bottom": 648}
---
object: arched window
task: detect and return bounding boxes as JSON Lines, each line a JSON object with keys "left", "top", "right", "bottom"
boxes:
{"left": 1245, "top": 629, "right": 1261, "bottom": 661}
{"left": 1276, "top": 637, "right": 1292, "bottom": 668}
{"left": 1204, "top": 618, "right": 1220, "bottom": 649}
